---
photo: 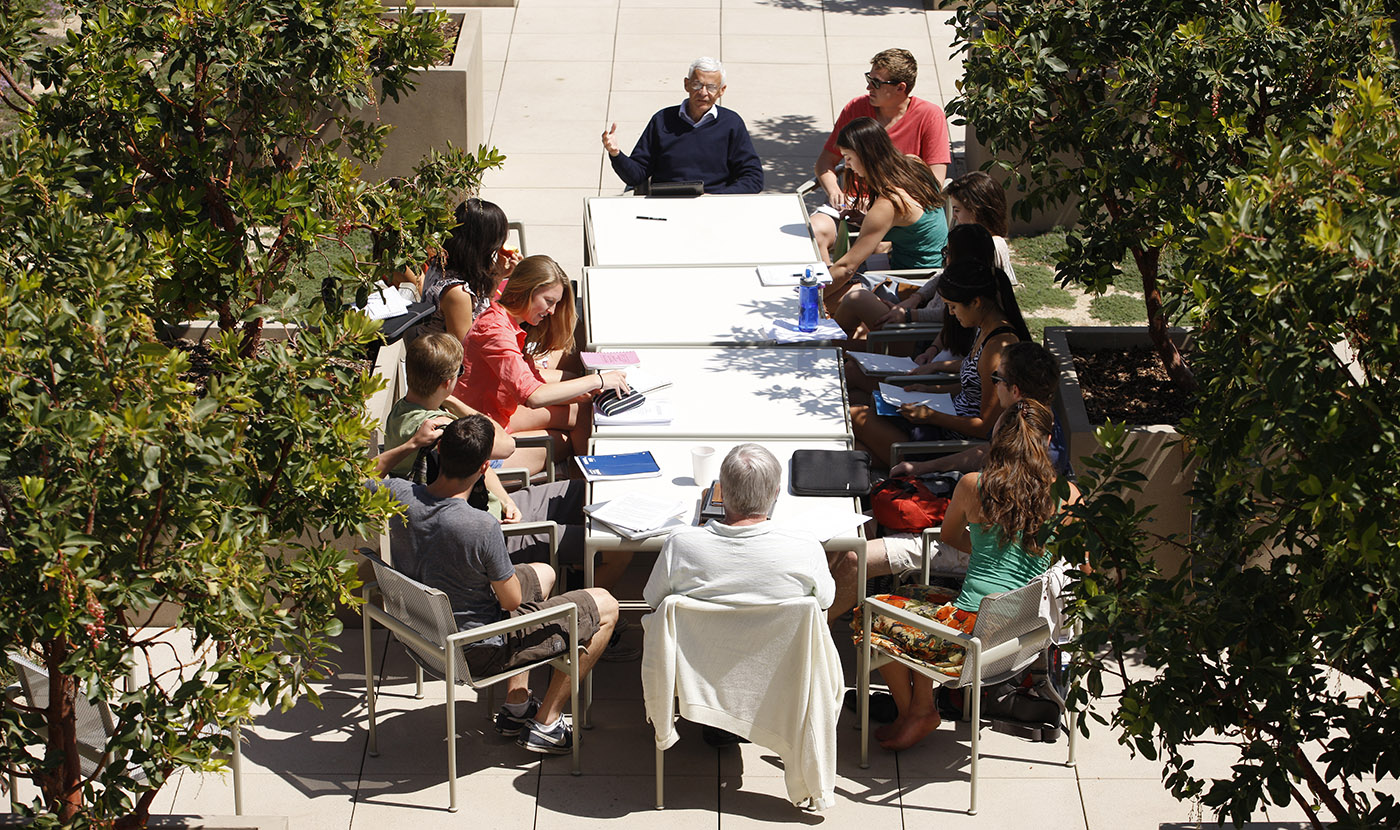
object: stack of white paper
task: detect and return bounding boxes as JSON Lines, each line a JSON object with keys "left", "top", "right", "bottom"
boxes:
{"left": 586, "top": 494, "right": 690, "bottom": 540}
{"left": 768, "top": 318, "right": 847, "bottom": 343}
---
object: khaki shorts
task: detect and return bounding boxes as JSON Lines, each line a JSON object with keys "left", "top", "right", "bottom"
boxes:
{"left": 463, "top": 564, "right": 601, "bottom": 678}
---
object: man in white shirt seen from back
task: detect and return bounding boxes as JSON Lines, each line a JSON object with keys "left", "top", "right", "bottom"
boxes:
{"left": 644, "top": 443, "right": 836, "bottom": 747}
{"left": 644, "top": 443, "right": 836, "bottom": 612}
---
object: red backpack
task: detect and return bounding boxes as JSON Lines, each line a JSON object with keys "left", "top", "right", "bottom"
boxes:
{"left": 871, "top": 477, "right": 951, "bottom": 533}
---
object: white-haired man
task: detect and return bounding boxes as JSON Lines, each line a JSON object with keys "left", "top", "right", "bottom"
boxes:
{"left": 602, "top": 57, "right": 763, "bottom": 194}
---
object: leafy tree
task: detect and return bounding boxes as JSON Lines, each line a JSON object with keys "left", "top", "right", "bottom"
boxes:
{"left": 1053, "top": 71, "right": 1400, "bottom": 827}
{"left": 0, "top": 0, "right": 501, "bottom": 825}
{"left": 948, "top": 0, "right": 1396, "bottom": 389}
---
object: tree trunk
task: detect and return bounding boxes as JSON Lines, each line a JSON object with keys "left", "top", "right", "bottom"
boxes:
{"left": 41, "top": 646, "right": 82, "bottom": 824}
{"left": 1134, "top": 246, "right": 1196, "bottom": 392}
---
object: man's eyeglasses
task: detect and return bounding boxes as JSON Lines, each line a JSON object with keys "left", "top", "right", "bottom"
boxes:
{"left": 864, "top": 71, "right": 898, "bottom": 89}
{"left": 685, "top": 79, "right": 721, "bottom": 94}
{"left": 990, "top": 372, "right": 1006, "bottom": 386}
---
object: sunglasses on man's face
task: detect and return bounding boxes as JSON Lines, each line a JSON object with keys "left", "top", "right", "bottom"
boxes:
{"left": 864, "top": 71, "right": 898, "bottom": 89}
{"left": 990, "top": 372, "right": 1006, "bottom": 386}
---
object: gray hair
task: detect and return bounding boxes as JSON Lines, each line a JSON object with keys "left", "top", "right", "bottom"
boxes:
{"left": 720, "top": 443, "right": 781, "bottom": 519}
{"left": 687, "top": 56, "right": 726, "bottom": 87}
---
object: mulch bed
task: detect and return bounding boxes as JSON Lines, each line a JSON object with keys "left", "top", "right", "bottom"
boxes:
{"left": 1072, "top": 345, "right": 1192, "bottom": 427}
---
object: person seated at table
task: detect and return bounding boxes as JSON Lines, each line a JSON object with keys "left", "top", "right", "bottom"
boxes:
{"left": 873, "top": 173, "right": 1019, "bottom": 335}
{"left": 455, "top": 255, "right": 629, "bottom": 476}
{"left": 811, "top": 48, "right": 951, "bottom": 262}
{"left": 419, "top": 197, "right": 522, "bottom": 346}
{"left": 856, "top": 398, "right": 1080, "bottom": 751}
{"left": 602, "top": 56, "right": 763, "bottom": 195}
{"left": 371, "top": 414, "right": 621, "bottom": 755}
{"left": 644, "top": 443, "right": 837, "bottom": 616}
{"left": 844, "top": 342, "right": 1069, "bottom": 605}
{"left": 387, "top": 333, "right": 643, "bottom": 588}
{"left": 822, "top": 117, "right": 947, "bottom": 311}
{"left": 838, "top": 222, "right": 994, "bottom": 365}
{"left": 851, "top": 259, "right": 1029, "bottom": 469}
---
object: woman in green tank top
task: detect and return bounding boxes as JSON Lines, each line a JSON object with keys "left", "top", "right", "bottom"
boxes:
{"left": 824, "top": 117, "right": 948, "bottom": 307}
{"left": 857, "top": 399, "right": 1080, "bottom": 753}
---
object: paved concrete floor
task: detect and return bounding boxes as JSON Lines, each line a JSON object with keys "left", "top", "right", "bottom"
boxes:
{"left": 7, "top": 2, "right": 1387, "bottom": 828}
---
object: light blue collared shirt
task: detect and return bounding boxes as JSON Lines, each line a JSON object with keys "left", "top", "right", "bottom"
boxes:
{"left": 678, "top": 100, "right": 721, "bottom": 128}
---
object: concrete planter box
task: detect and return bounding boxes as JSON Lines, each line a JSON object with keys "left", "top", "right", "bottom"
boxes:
{"left": 355, "top": 9, "right": 485, "bottom": 182}
{"left": 1044, "top": 326, "right": 1196, "bottom": 575}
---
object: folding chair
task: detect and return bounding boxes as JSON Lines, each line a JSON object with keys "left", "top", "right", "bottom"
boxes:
{"left": 857, "top": 568, "right": 1068, "bottom": 815}
{"left": 360, "top": 521, "right": 580, "bottom": 813}
{"left": 4, "top": 652, "right": 243, "bottom": 815}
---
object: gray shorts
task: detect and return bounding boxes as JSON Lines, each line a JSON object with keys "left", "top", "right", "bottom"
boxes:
{"left": 504, "top": 479, "right": 586, "bottom": 567}
{"left": 463, "top": 562, "right": 601, "bottom": 678}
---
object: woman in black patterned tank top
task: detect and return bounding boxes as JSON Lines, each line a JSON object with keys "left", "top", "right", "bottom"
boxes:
{"left": 851, "top": 259, "right": 1029, "bottom": 468}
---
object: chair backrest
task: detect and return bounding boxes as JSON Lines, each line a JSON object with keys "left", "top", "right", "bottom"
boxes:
{"left": 368, "top": 559, "right": 474, "bottom": 686}
{"left": 961, "top": 574, "right": 1053, "bottom": 685}
{"left": 8, "top": 653, "right": 115, "bottom": 778}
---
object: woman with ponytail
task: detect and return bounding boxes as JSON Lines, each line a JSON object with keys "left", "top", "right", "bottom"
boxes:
{"left": 851, "top": 257, "right": 1030, "bottom": 467}
{"left": 857, "top": 399, "right": 1079, "bottom": 752}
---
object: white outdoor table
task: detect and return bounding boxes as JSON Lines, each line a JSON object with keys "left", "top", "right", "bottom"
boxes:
{"left": 580, "top": 436, "right": 869, "bottom": 722}
{"left": 583, "top": 265, "right": 847, "bottom": 349}
{"left": 590, "top": 346, "right": 850, "bottom": 440}
{"left": 583, "top": 193, "right": 820, "bottom": 267}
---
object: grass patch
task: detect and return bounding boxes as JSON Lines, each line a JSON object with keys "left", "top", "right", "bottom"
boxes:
{"left": 1015, "top": 262, "right": 1076, "bottom": 313}
{"left": 1088, "top": 293, "right": 1148, "bottom": 325}
{"left": 1026, "top": 316, "right": 1069, "bottom": 344}
{"left": 276, "top": 230, "right": 374, "bottom": 307}
{"left": 1008, "top": 230, "right": 1066, "bottom": 267}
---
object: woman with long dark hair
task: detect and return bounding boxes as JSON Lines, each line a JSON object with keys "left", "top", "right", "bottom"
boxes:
{"left": 456, "top": 255, "right": 628, "bottom": 474}
{"left": 421, "top": 197, "right": 522, "bottom": 345}
{"left": 859, "top": 399, "right": 1079, "bottom": 751}
{"left": 824, "top": 117, "right": 947, "bottom": 306}
{"left": 851, "top": 258, "right": 1030, "bottom": 467}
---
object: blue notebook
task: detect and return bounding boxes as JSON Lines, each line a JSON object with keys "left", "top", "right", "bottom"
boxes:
{"left": 872, "top": 390, "right": 900, "bottom": 417}
{"left": 575, "top": 451, "right": 662, "bottom": 482}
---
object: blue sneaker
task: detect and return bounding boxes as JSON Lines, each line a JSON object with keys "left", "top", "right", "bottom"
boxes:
{"left": 516, "top": 717, "right": 573, "bottom": 755}
{"left": 493, "top": 697, "right": 541, "bottom": 737}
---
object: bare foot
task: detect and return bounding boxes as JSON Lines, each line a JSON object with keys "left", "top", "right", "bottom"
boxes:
{"left": 874, "top": 721, "right": 899, "bottom": 742}
{"left": 878, "top": 711, "right": 941, "bottom": 752}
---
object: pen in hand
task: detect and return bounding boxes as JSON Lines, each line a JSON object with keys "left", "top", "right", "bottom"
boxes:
{"left": 636, "top": 215, "right": 667, "bottom": 221}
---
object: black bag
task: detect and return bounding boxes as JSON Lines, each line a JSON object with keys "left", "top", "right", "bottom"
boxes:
{"left": 789, "top": 449, "right": 872, "bottom": 496}
{"left": 983, "top": 676, "right": 1065, "bottom": 743}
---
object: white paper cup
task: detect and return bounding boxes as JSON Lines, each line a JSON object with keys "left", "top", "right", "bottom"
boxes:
{"left": 691, "top": 446, "right": 718, "bottom": 485}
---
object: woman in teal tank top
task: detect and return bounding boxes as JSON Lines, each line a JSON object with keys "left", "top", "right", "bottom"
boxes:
{"left": 856, "top": 399, "right": 1080, "bottom": 753}
{"left": 824, "top": 117, "right": 947, "bottom": 306}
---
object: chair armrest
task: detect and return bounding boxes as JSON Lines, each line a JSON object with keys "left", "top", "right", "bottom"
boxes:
{"left": 512, "top": 434, "right": 556, "bottom": 483}
{"left": 920, "top": 526, "right": 942, "bottom": 587}
{"left": 795, "top": 177, "right": 818, "bottom": 196}
{"left": 508, "top": 221, "right": 528, "bottom": 257}
{"left": 445, "top": 602, "right": 578, "bottom": 648}
{"left": 890, "top": 439, "right": 986, "bottom": 465}
{"left": 495, "top": 467, "right": 531, "bottom": 490}
{"left": 500, "top": 521, "right": 559, "bottom": 574}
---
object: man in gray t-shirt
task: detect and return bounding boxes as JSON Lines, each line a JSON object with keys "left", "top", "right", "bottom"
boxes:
{"left": 371, "top": 415, "right": 619, "bottom": 756}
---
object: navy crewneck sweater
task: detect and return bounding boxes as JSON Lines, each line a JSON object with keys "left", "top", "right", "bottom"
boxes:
{"left": 610, "top": 105, "right": 763, "bottom": 194}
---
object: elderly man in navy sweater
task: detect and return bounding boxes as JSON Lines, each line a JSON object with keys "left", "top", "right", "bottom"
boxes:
{"left": 602, "top": 57, "right": 763, "bottom": 194}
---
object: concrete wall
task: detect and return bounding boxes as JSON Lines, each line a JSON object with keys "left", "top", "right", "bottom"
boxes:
{"left": 1044, "top": 326, "right": 1196, "bottom": 575}
{"left": 357, "top": 10, "right": 485, "bottom": 182}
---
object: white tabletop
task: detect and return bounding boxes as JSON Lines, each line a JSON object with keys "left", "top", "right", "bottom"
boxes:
{"left": 592, "top": 346, "right": 849, "bottom": 439}
{"left": 584, "top": 437, "right": 863, "bottom": 551}
{"left": 585, "top": 265, "right": 840, "bottom": 348}
{"left": 584, "top": 193, "right": 820, "bottom": 267}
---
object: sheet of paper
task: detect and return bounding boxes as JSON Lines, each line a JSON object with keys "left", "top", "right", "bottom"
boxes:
{"left": 586, "top": 494, "right": 688, "bottom": 534}
{"left": 756, "top": 263, "right": 832, "bottom": 287}
{"left": 877, "top": 382, "right": 957, "bottom": 415}
{"left": 768, "top": 318, "right": 847, "bottom": 343}
{"left": 775, "top": 511, "right": 869, "bottom": 543}
{"left": 867, "top": 272, "right": 936, "bottom": 289}
{"left": 580, "top": 350, "right": 641, "bottom": 369}
{"left": 361, "top": 283, "right": 411, "bottom": 320}
{"left": 849, "top": 352, "right": 920, "bottom": 375}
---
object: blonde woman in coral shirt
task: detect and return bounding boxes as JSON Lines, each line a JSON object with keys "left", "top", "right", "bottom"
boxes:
{"left": 455, "top": 255, "right": 629, "bottom": 475}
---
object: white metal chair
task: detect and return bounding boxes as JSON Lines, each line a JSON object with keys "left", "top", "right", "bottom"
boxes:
{"left": 857, "top": 564, "right": 1069, "bottom": 815}
{"left": 360, "top": 523, "right": 580, "bottom": 813}
{"left": 4, "top": 652, "right": 243, "bottom": 815}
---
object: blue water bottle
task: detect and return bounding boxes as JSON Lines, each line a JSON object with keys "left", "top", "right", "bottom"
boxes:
{"left": 798, "top": 267, "right": 820, "bottom": 333}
